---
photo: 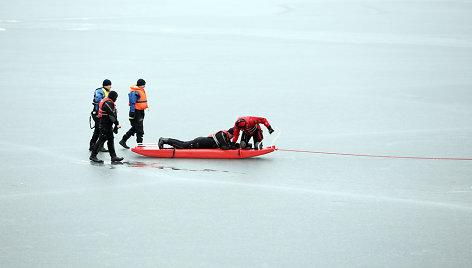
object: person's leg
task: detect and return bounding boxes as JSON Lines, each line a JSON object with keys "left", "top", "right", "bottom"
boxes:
{"left": 107, "top": 133, "right": 123, "bottom": 162}
{"left": 162, "top": 137, "right": 211, "bottom": 149}
{"left": 135, "top": 119, "right": 144, "bottom": 143}
{"left": 89, "top": 115, "right": 100, "bottom": 150}
{"left": 134, "top": 110, "right": 145, "bottom": 143}
{"left": 252, "top": 129, "right": 264, "bottom": 150}
{"left": 90, "top": 129, "right": 107, "bottom": 163}
{"left": 158, "top": 137, "right": 166, "bottom": 149}
{"left": 240, "top": 132, "right": 251, "bottom": 149}
{"left": 90, "top": 115, "right": 109, "bottom": 152}
{"left": 164, "top": 138, "right": 191, "bottom": 149}
{"left": 190, "top": 137, "right": 216, "bottom": 149}
{"left": 119, "top": 119, "right": 137, "bottom": 149}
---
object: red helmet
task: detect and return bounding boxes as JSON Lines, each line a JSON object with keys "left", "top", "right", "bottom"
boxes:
{"left": 236, "top": 119, "right": 246, "bottom": 128}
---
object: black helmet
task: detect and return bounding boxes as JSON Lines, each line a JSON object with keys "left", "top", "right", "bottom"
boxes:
{"left": 137, "top": 78, "right": 146, "bottom": 86}
{"left": 108, "top": 91, "right": 118, "bottom": 102}
{"left": 103, "top": 79, "right": 111, "bottom": 87}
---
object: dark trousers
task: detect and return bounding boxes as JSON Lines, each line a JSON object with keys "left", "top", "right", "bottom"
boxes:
{"left": 91, "top": 125, "right": 117, "bottom": 157}
{"left": 89, "top": 112, "right": 108, "bottom": 150}
{"left": 123, "top": 110, "right": 145, "bottom": 143}
{"left": 166, "top": 137, "right": 217, "bottom": 149}
{"left": 241, "top": 129, "right": 264, "bottom": 149}
{"left": 89, "top": 112, "right": 100, "bottom": 148}
{"left": 241, "top": 129, "right": 263, "bottom": 143}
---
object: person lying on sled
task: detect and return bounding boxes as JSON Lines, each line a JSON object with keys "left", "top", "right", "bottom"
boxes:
{"left": 232, "top": 116, "right": 274, "bottom": 150}
{"left": 158, "top": 128, "right": 237, "bottom": 150}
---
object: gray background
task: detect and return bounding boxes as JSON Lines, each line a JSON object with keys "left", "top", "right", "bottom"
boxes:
{"left": 1, "top": 0, "right": 471, "bottom": 267}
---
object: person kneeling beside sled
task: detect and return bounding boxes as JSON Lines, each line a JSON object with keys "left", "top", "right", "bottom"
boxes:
{"left": 232, "top": 116, "right": 274, "bottom": 150}
{"left": 158, "top": 128, "right": 237, "bottom": 150}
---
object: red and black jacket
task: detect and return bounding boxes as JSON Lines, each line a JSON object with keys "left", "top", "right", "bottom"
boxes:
{"left": 232, "top": 116, "right": 271, "bottom": 143}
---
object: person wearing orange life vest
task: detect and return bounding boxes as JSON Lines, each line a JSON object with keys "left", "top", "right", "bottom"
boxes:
{"left": 119, "top": 79, "right": 148, "bottom": 149}
{"left": 232, "top": 116, "right": 274, "bottom": 150}
{"left": 89, "top": 79, "right": 111, "bottom": 152}
{"left": 90, "top": 91, "right": 124, "bottom": 163}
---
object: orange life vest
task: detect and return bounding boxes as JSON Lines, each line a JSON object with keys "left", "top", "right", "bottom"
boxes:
{"left": 98, "top": 98, "right": 116, "bottom": 118}
{"left": 129, "top": 85, "right": 148, "bottom": 110}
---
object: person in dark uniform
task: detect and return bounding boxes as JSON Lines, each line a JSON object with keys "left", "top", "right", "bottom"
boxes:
{"left": 90, "top": 91, "right": 124, "bottom": 163}
{"left": 158, "top": 128, "right": 237, "bottom": 150}
{"left": 89, "top": 79, "right": 112, "bottom": 151}
{"left": 119, "top": 79, "right": 148, "bottom": 149}
{"left": 232, "top": 116, "right": 274, "bottom": 150}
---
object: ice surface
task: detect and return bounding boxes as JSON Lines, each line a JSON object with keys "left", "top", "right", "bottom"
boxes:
{"left": 1, "top": 0, "right": 472, "bottom": 267}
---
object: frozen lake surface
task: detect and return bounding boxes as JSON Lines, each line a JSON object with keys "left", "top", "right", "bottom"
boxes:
{"left": 1, "top": 0, "right": 472, "bottom": 267}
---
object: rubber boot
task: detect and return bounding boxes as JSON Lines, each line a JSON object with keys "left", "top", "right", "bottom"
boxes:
{"left": 119, "top": 133, "right": 131, "bottom": 149}
{"left": 108, "top": 142, "right": 123, "bottom": 162}
{"left": 137, "top": 134, "right": 143, "bottom": 144}
{"left": 111, "top": 156, "right": 124, "bottom": 162}
{"left": 158, "top": 138, "right": 168, "bottom": 149}
{"left": 90, "top": 139, "right": 104, "bottom": 162}
{"left": 119, "top": 139, "right": 129, "bottom": 149}
{"left": 254, "top": 142, "right": 263, "bottom": 150}
{"left": 89, "top": 152, "right": 104, "bottom": 163}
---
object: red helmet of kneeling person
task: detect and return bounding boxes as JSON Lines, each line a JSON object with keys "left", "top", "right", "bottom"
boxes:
{"left": 236, "top": 119, "right": 246, "bottom": 128}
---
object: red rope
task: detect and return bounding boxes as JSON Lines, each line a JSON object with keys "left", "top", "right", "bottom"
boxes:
{"left": 276, "top": 148, "right": 472, "bottom": 161}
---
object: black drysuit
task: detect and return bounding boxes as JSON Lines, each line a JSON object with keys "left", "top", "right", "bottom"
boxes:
{"left": 91, "top": 100, "right": 120, "bottom": 158}
{"left": 164, "top": 131, "right": 233, "bottom": 150}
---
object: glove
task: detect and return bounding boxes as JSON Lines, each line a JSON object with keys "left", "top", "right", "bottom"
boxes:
{"left": 267, "top": 125, "right": 274, "bottom": 134}
{"left": 129, "top": 112, "right": 135, "bottom": 120}
{"left": 230, "top": 142, "right": 239, "bottom": 150}
{"left": 220, "top": 145, "right": 230, "bottom": 150}
{"left": 113, "top": 125, "right": 119, "bottom": 134}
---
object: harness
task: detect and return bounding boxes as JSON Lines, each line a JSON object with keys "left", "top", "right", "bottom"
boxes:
{"left": 247, "top": 125, "right": 258, "bottom": 134}
{"left": 211, "top": 131, "right": 229, "bottom": 148}
{"left": 98, "top": 98, "right": 115, "bottom": 118}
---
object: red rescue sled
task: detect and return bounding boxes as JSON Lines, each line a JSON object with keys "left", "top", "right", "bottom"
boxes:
{"left": 131, "top": 144, "right": 276, "bottom": 159}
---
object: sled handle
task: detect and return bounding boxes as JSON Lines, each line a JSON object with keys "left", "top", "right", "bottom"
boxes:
{"left": 270, "top": 127, "right": 281, "bottom": 147}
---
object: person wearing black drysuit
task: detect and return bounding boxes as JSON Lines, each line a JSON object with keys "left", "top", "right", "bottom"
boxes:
{"left": 90, "top": 91, "right": 124, "bottom": 163}
{"left": 89, "top": 79, "right": 112, "bottom": 152}
{"left": 158, "top": 128, "right": 237, "bottom": 150}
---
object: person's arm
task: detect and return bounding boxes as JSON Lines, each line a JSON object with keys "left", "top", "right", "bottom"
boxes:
{"left": 253, "top": 117, "right": 274, "bottom": 134}
{"left": 92, "top": 90, "right": 97, "bottom": 105}
{"left": 93, "top": 89, "right": 104, "bottom": 109}
{"left": 103, "top": 101, "right": 119, "bottom": 125}
{"left": 129, "top": 92, "right": 140, "bottom": 113}
{"left": 232, "top": 126, "right": 240, "bottom": 143}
